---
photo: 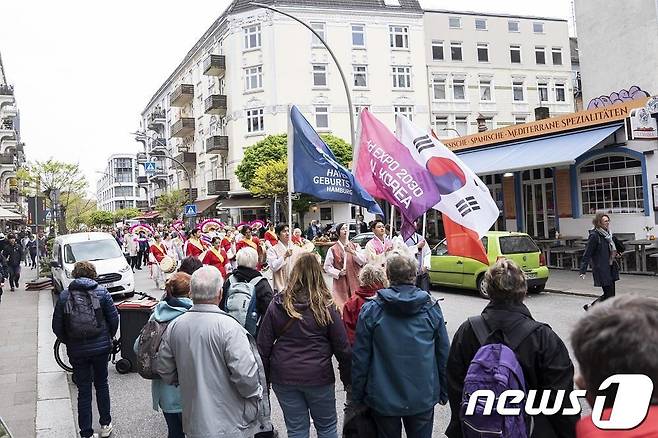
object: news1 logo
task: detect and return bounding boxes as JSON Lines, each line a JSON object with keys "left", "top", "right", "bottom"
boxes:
{"left": 466, "top": 374, "right": 654, "bottom": 430}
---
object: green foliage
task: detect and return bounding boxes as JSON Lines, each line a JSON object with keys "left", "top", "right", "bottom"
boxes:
{"left": 319, "top": 134, "right": 353, "bottom": 168}
{"left": 250, "top": 160, "right": 288, "bottom": 199}
{"left": 155, "top": 190, "right": 187, "bottom": 221}
{"left": 65, "top": 194, "right": 96, "bottom": 231}
{"left": 88, "top": 210, "right": 115, "bottom": 227}
{"left": 113, "top": 208, "right": 141, "bottom": 222}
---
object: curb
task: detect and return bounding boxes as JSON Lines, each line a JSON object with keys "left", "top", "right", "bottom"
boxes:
{"left": 35, "top": 291, "right": 76, "bottom": 437}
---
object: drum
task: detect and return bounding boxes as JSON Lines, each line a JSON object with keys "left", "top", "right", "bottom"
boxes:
{"left": 159, "top": 255, "right": 176, "bottom": 274}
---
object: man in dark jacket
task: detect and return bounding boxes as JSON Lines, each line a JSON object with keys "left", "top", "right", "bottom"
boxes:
{"left": 446, "top": 258, "right": 578, "bottom": 438}
{"left": 352, "top": 253, "right": 450, "bottom": 438}
{"left": 2, "top": 235, "right": 23, "bottom": 291}
{"left": 52, "top": 261, "right": 119, "bottom": 438}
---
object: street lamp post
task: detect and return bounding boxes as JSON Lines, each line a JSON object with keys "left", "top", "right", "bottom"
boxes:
{"left": 250, "top": 2, "right": 356, "bottom": 148}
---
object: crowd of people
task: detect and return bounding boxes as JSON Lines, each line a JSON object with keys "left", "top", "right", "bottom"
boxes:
{"left": 0, "top": 228, "right": 47, "bottom": 302}
{"left": 50, "top": 215, "right": 658, "bottom": 438}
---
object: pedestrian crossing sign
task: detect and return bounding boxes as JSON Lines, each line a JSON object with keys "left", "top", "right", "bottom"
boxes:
{"left": 143, "top": 161, "right": 156, "bottom": 174}
{"left": 184, "top": 204, "right": 197, "bottom": 217}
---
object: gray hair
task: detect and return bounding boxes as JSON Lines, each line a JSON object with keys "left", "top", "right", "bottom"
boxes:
{"left": 359, "top": 264, "right": 387, "bottom": 288}
{"left": 386, "top": 253, "right": 417, "bottom": 285}
{"left": 484, "top": 258, "right": 527, "bottom": 304}
{"left": 236, "top": 247, "right": 258, "bottom": 269}
{"left": 190, "top": 266, "right": 224, "bottom": 302}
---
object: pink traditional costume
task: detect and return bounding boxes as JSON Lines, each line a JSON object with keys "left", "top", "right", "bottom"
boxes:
{"left": 364, "top": 234, "right": 393, "bottom": 268}
{"left": 324, "top": 232, "right": 365, "bottom": 309}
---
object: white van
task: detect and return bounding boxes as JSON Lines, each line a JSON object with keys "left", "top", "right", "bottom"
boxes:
{"left": 50, "top": 232, "right": 135, "bottom": 297}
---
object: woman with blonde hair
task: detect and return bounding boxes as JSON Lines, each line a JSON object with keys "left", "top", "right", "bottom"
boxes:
{"left": 257, "top": 253, "right": 351, "bottom": 438}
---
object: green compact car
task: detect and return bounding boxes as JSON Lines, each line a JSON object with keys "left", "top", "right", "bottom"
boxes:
{"left": 429, "top": 231, "right": 549, "bottom": 298}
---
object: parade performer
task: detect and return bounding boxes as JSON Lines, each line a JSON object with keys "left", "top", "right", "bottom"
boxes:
{"left": 291, "top": 228, "right": 305, "bottom": 247}
{"left": 235, "top": 225, "right": 264, "bottom": 269}
{"left": 184, "top": 228, "right": 206, "bottom": 258}
{"left": 149, "top": 234, "right": 168, "bottom": 289}
{"left": 364, "top": 220, "right": 393, "bottom": 268}
{"left": 267, "top": 224, "right": 296, "bottom": 293}
{"left": 202, "top": 237, "right": 231, "bottom": 279}
{"left": 263, "top": 223, "right": 278, "bottom": 248}
{"left": 323, "top": 223, "right": 366, "bottom": 309}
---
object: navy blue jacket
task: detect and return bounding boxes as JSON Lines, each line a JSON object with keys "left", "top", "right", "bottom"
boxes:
{"left": 351, "top": 284, "right": 450, "bottom": 416}
{"left": 52, "top": 278, "right": 119, "bottom": 358}
{"left": 579, "top": 229, "right": 620, "bottom": 287}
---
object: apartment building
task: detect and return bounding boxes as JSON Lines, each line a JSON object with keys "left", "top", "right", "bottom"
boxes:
{"left": 424, "top": 10, "right": 573, "bottom": 139}
{"left": 96, "top": 154, "right": 146, "bottom": 212}
{"left": 139, "top": 0, "right": 426, "bottom": 225}
{"left": 0, "top": 53, "right": 25, "bottom": 214}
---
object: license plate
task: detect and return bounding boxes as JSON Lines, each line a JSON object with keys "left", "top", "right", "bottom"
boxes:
{"left": 525, "top": 272, "right": 537, "bottom": 279}
{"left": 105, "top": 282, "right": 116, "bottom": 288}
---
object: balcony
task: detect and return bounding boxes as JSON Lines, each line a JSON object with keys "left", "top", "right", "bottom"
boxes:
{"left": 181, "top": 188, "right": 199, "bottom": 200}
{"left": 0, "top": 85, "right": 14, "bottom": 96}
{"left": 0, "top": 154, "right": 15, "bottom": 165}
{"left": 136, "top": 200, "right": 149, "bottom": 210}
{"left": 205, "top": 135, "right": 229, "bottom": 155}
{"left": 170, "top": 118, "right": 195, "bottom": 138}
{"left": 169, "top": 84, "right": 194, "bottom": 107}
{"left": 203, "top": 55, "right": 226, "bottom": 77}
{"left": 208, "top": 179, "right": 230, "bottom": 196}
{"left": 150, "top": 169, "right": 168, "bottom": 181}
{"left": 147, "top": 108, "right": 167, "bottom": 130}
{"left": 204, "top": 94, "right": 227, "bottom": 116}
{"left": 0, "top": 104, "right": 17, "bottom": 120}
{"left": 1, "top": 119, "right": 14, "bottom": 131}
{"left": 174, "top": 152, "right": 197, "bottom": 172}
{"left": 137, "top": 176, "right": 148, "bottom": 185}
{"left": 149, "top": 137, "right": 167, "bottom": 152}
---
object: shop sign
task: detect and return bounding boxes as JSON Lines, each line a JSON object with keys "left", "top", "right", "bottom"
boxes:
{"left": 444, "top": 97, "right": 648, "bottom": 151}
{"left": 626, "top": 107, "right": 658, "bottom": 140}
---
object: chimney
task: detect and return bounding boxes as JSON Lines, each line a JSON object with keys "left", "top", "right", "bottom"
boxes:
{"left": 535, "top": 106, "right": 550, "bottom": 121}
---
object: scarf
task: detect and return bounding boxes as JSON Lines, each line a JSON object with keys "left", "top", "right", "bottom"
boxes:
{"left": 371, "top": 235, "right": 392, "bottom": 254}
{"left": 209, "top": 246, "right": 224, "bottom": 264}
{"left": 291, "top": 235, "right": 303, "bottom": 246}
{"left": 164, "top": 295, "right": 193, "bottom": 310}
{"left": 242, "top": 238, "right": 257, "bottom": 249}
{"left": 595, "top": 227, "right": 616, "bottom": 265}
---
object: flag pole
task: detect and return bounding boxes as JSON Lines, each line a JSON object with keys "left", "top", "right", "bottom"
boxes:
{"left": 422, "top": 212, "right": 427, "bottom": 238}
{"left": 389, "top": 204, "right": 395, "bottom": 239}
{"left": 287, "top": 105, "right": 294, "bottom": 247}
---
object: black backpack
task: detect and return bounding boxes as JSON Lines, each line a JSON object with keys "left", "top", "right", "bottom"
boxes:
{"left": 64, "top": 289, "right": 106, "bottom": 340}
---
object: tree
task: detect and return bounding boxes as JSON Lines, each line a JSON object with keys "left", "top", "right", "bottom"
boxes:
{"left": 113, "top": 208, "right": 141, "bottom": 223}
{"left": 88, "top": 211, "right": 115, "bottom": 227}
{"left": 155, "top": 190, "right": 187, "bottom": 221}
{"left": 65, "top": 194, "right": 97, "bottom": 231}
{"left": 21, "top": 159, "right": 89, "bottom": 234}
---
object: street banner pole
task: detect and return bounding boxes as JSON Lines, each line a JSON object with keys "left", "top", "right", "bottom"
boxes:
{"left": 389, "top": 204, "right": 395, "bottom": 239}
{"left": 422, "top": 212, "right": 427, "bottom": 239}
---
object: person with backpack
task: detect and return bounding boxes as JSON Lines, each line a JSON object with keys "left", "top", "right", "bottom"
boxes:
{"left": 579, "top": 212, "right": 623, "bottom": 311}
{"left": 257, "top": 253, "right": 352, "bottom": 438}
{"left": 446, "top": 258, "right": 579, "bottom": 438}
{"left": 51, "top": 261, "right": 119, "bottom": 438}
{"left": 221, "top": 247, "right": 273, "bottom": 336}
{"left": 135, "top": 272, "right": 192, "bottom": 438}
{"left": 351, "top": 253, "right": 449, "bottom": 438}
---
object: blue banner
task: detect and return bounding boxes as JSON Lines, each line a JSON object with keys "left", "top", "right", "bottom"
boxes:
{"left": 288, "top": 106, "right": 383, "bottom": 216}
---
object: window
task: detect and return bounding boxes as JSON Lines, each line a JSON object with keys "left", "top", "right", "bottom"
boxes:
{"left": 315, "top": 106, "right": 329, "bottom": 129}
{"left": 313, "top": 64, "right": 327, "bottom": 87}
{"left": 450, "top": 42, "right": 463, "bottom": 61}
{"left": 533, "top": 22, "right": 544, "bottom": 33}
{"left": 510, "top": 45, "right": 521, "bottom": 63}
{"left": 515, "top": 115, "right": 527, "bottom": 125}
{"left": 243, "top": 24, "right": 261, "bottom": 50}
{"left": 320, "top": 207, "right": 333, "bottom": 221}
{"left": 431, "top": 40, "right": 444, "bottom": 61}
{"left": 513, "top": 80, "right": 524, "bottom": 101}
{"left": 351, "top": 24, "right": 365, "bottom": 47}
{"left": 389, "top": 25, "right": 409, "bottom": 49}
{"left": 392, "top": 66, "right": 411, "bottom": 88}
{"left": 535, "top": 47, "right": 546, "bottom": 65}
{"left": 311, "top": 22, "right": 326, "bottom": 46}
{"left": 499, "top": 236, "right": 540, "bottom": 254}
{"left": 353, "top": 65, "right": 368, "bottom": 88}
{"left": 453, "top": 78, "right": 466, "bottom": 100}
{"left": 479, "top": 79, "right": 492, "bottom": 101}
{"left": 552, "top": 47, "right": 563, "bottom": 65}
{"left": 354, "top": 105, "right": 370, "bottom": 119}
{"left": 384, "top": 0, "right": 401, "bottom": 5}
{"left": 433, "top": 115, "right": 448, "bottom": 135}
{"left": 449, "top": 17, "right": 461, "bottom": 28}
{"left": 508, "top": 20, "right": 520, "bottom": 32}
{"left": 394, "top": 105, "right": 413, "bottom": 121}
{"left": 580, "top": 155, "right": 644, "bottom": 214}
{"left": 455, "top": 116, "right": 468, "bottom": 136}
{"left": 538, "top": 82, "right": 549, "bottom": 102}
{"left": 475, "top": 19, "right": 487, "bottom": 30}
{"left": 244, "top": 66, "right": 263, "bottom": 91}
{"left": 484, "top": 117, "right": 494, "bottom": 131}
{"left": 477, "top": 43, "right": 489, "bottom": 62}
{"left": 246, "top": 108, "right": 264, "bottom": 133}
{"left": 432, "top": 76, "right": 446, "bottom": 100}
{"left": 555, "top": 83, "right": 566, "bottom": 102}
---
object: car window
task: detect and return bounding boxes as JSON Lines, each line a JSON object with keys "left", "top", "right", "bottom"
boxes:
{"left": 499, "top": 236, "right": 539, "bottom": 254}
{"left": 63, "top": 239, "right": 123, "bottom": 264}
{"left": 434, "top": 241, "right": 448, "bottom": 256}
{"left": 481, "top": 237, "right": 488, "bottom": 254}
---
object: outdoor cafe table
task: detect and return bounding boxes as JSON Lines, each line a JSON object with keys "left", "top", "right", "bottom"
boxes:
{"left": 535, "top": 236, "right": 583, "bottom": 268}
{"left": 625, "top": 239, "right": 656, "bottom": 273}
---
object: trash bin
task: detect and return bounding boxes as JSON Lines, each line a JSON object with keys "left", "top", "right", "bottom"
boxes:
{"left": 115, "top": 298, "right": 157, "bottom": 374}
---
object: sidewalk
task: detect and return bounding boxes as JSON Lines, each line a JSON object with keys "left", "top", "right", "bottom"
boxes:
{"left": 546, "top": 268, "right": 657, "bottom": 298}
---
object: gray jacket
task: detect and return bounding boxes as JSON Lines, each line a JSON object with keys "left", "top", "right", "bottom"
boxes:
{"left": 156, "top": 304, "right": 272, "bottom": 438}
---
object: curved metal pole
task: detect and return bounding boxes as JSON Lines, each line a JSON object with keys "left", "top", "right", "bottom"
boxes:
{"left": 250, "top": 2, "right": 356, "bottom": 148}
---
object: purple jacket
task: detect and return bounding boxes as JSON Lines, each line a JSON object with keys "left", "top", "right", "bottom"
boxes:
{"left": 256, "top": 294, "right": 351, "bottom": 387}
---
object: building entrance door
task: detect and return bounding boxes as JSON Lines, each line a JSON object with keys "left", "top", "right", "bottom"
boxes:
{"left": 522, "top": 169, "right": 556, "bottom": 238}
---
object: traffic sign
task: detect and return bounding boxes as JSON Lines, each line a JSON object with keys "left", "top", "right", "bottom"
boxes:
{"left": 143, "top": 161, "right": 156, "bottom": 174}
{"left": 45, "top": 209, "right": 52, "bottom": 220}
{"left": 184, "top": 204, "right": 197, "bottom": 217}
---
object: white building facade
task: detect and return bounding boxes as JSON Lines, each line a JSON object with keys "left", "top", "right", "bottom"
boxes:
{"left": 96, "top": 154, "right": 145, "bottom": 212}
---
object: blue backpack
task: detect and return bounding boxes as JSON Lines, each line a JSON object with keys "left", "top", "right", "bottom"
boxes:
{"left": 460, "top": 316, "right": 541, "bottom": 438}
{"left": 225, "top": 275, "right": 261, "bottom": 336}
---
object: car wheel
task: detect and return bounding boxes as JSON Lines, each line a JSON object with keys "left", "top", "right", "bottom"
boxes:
{"left": 476, "top": 275, "right": 489, "bottom": 299}
{"left": 529, "top": 284, "right": 545, "bottom": 294}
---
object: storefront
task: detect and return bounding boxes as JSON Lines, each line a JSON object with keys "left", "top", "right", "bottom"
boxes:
{"left": 443, "top": 97, "right": 658, "bottom": 240}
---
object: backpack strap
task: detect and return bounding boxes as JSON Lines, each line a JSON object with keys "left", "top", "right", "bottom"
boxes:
{"left": 468, "top": 315, "right": 490, "bottom": 345}
{"left": 227, "top": 275, "right": 236, "bottom": 286}
{"left": 505, "top": 318, "right": 543, "bottom": 350}
{"left": 248, "top": 276, "right": 263, "bottom": 287}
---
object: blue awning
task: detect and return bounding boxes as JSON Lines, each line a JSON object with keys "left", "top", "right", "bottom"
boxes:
{"left": 457, "top": 124, "right": 622, "bottom": 175}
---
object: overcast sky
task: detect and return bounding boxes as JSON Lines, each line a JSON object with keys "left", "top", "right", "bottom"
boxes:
{"left": 0, "top": 0, "right": 572, "bottom": 197}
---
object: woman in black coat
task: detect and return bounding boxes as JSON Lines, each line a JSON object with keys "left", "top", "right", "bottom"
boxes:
{"left": 579, "top": 212, "right": 621, "bottom": 310}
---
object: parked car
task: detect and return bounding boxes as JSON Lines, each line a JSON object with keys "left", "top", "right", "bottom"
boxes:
{"left": 351, "top": 232, "right": 374, "bottom": 249}
{"left": 50, "top": 232, "right": 135, "bottom": 298}
{"left": 429, "top": 231, "right": 549, "bottom": 298}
